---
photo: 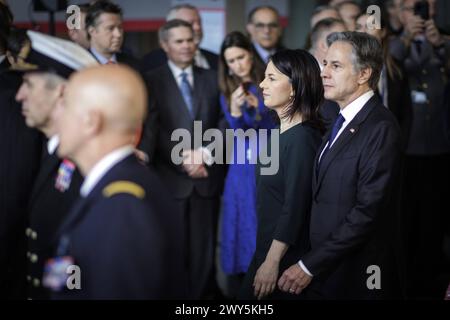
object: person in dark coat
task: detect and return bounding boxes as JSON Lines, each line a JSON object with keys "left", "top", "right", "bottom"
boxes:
{"left": 139, "top": 20, "right": 225, "bottom": 299}
{"left": 0, "top": 4, "right": 43, "bottom": 298}
{"left": 279, "top": 32, "right": 403, "bottom": 299}
{"left": 51, "top": 65, "right": 185, "bottom": 299}
{"left": 14, "top": 30, "right": 98, "bottom": 300}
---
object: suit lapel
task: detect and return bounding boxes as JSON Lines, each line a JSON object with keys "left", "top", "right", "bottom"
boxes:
{"left": 192, "top": 67, "right": 202, "bottom": 119}
{"left": 29, "top": 153, "right": 60, "bottom": 206}
{"left": 314, "top": 95, "right": 380, "bottom": 197}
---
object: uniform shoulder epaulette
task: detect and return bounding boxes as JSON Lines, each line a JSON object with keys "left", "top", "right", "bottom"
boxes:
{"left": 102, "top": 181, "right": 146, "bottom": 199}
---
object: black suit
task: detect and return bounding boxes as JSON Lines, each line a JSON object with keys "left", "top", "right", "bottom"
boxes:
{"left": 140, "top": 48, "right": 218, "bottom": 73}
{"left": 26, "top": 146, "right": 83, "bottom": 300}
{"left": 140, "top": 64, "right": 225, "bottom": 298}
{"left": 0, "top": 66, "right": 43, "bottom": 299}
{"left": 302, "top": 95, "right": 403, "bottom": 299}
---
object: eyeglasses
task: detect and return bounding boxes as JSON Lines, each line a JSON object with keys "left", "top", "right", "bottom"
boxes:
{"left": 253, "top": 22, "right": 279, "bottom": 30}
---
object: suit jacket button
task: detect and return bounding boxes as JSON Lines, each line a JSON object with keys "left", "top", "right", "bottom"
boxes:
{"left": 30, "top": 254, "right": 38, "bottom": 263}
{"left": 422, "top": 83, "right": 428, "bottom": 89}
{"left": 25, "top": 228, "right": 32, "bottom": 237}
{"left": 27, "top": 276, "right": 31, "bottom": 282}
{"left": 31, "top": 232, "right": 38, "bottom": 240}
{"left": 33, "top": 278, "right": 40, "bottom": 287}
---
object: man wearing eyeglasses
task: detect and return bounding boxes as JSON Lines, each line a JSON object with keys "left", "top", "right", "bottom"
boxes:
{"left": 246, "top": 6, "right": 285, "bottom": 65}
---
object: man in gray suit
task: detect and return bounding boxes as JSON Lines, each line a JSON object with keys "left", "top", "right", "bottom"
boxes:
{"left": 139, "top": 19, "right": 224, "bottom": 299}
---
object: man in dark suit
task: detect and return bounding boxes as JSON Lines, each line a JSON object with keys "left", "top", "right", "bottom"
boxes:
{"left": 85, "top": 0, "right": 139, "bottom": 70}
{"left": 278, "top": 32, "right": 403, "bottom": 299}
{"left": 51, "top": 65, "right": 184, "bottom": 299}
{"left": 140, "top": 19, "right": 225, "bottom": 299}
{"left": 0, "top": 3, "right": 43, "bottom": 299}
{"left": 246, "top": 6, "right": 285, "bottom": 65}
{"left": 14, "top": 30, "right": 98, "bottom": 300}
{"left": 140, "top": 4, "right": 218, "bottom": 72}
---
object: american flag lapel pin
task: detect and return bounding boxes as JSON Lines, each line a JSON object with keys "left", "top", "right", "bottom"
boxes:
{"left": 350, "top": 128, "right": 355, "bottom": 133}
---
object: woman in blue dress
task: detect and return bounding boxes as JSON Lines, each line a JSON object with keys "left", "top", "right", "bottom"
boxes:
{"left": 218, "top": 31, "right": 276, "bottom": 286}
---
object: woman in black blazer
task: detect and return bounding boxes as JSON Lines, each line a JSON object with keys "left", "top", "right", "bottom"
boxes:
{"left": 239, "top": 49, "right": 324, "bottom": 300}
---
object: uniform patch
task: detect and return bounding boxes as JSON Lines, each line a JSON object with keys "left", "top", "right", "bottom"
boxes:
{"left": 102, "top": 181, "right": 145, "bottom": 199}
{"left": 55, "top": 159, "right": 75, "bottom": 192}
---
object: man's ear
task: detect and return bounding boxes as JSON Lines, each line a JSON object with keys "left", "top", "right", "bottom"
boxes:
{"left": 160, "top": 40, "right": 169, "bottom": 53}
{"left": 87, "top": 25, "right": 95, "bottom": 39}
{"left": 84, "top": 109, "right": 102, "bottom": 136}
{"left": 358, "top": 67, "right": 373, "bottom": 85}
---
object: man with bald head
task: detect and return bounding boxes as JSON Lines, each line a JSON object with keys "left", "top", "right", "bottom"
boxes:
{"left": 52, "top": 65, "right": 185, "bottom": 299}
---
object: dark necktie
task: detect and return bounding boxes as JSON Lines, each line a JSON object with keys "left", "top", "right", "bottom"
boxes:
{"left": 180, "top": 71, "right": 193, "bottom": 117}
{"left": 317, "top": 113, "right": 345, "bottom": 172}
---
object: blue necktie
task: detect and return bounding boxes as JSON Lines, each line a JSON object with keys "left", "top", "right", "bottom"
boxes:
{"left": 318, "top": 113, "right": 345, "bottom": 171}
{"left": 180, "top": 71, "right": 193, "bottom": 117}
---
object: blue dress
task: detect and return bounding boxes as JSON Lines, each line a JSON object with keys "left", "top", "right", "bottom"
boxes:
{"left": 220, "top": 84, "right": 276, "bottom": 274}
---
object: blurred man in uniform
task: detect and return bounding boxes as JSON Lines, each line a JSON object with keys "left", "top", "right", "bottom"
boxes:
{"left": 14, "top": 30, "right": 98, "bottom": 299}
{"left": 51, "top": 65, "right": 185, "bottom": 299}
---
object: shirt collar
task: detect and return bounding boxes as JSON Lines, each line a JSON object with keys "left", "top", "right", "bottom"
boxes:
{"left": 90, "top": 47, "right": 117, "bottom": 65}
{"left": 80, "top": 145, "right": 134, "bottom": 197}
{"left": 253, "top": 41, "right": 275, "bottom": 64}
{"left": 167, "top": 60, "right": 193, "bottom": 79}
{"left": 47, "top": 135, "right": 60, "bottom": 155}
{"left": 340, "top": 90, "right": 374, "bottom": 123}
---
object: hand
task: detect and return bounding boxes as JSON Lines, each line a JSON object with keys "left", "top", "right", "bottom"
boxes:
{"left": 278, "top": 263, "right": 312, "bottom": 295}
{"left": 230, "top": 86, "right": 245, "bottom": 116}
{"left": 181, "top": 150, "right": 208, "bottom": 178}
{"left": 403, "top": 15, "right": 425, "bottom": 41}
{"left": 424, "top": 19, "right": 444, "bottom": 47}
{"left": 253, "top": 259, "right": 279, "bottom": 300}
{"left": 244, "top": 91, "right": 259, "bottom": 109}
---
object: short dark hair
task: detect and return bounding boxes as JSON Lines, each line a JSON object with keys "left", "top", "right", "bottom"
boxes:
{"left": 158, "top": 19, "right": 193, "bottom": 43}
{"left": 310, "top": 17, "right": 345, "bottom": 49}
{"left": 270, "top": 49, "right": 324, "bottom": 128}
{"left": 85, "top": 0, "right": 122, "bottom": 39}
{"left": 0, "top": 2, "right": 13, "bottom": 52}
{"left": 247, "top": 5, "right": 280, "bottom": 24}
{"left": 327, "top": 31, "right": 383, "bottom": 89}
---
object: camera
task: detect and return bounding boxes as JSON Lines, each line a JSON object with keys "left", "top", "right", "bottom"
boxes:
{"left": 414, "top": 0, "right": 429, "bottom": 20}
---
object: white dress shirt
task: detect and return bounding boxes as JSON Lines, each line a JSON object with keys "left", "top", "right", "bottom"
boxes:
{"left": 0, "top": 55, "right": 5, "bottom": 65}
{"left": 90, "top": 47, "right": 117, "bottom": 64}
{"left": 167, "top": 60, "right": 194, "bottom": 89}
{"left": 253, "top": 41, "right": 275, "bottom": 64}
{"left": 47, "top": 135, "right": 60, "bottom": 155}
{"left": 80, "top": 145, "right": 134, "bottom": 197}
{"left": 301, "top": 90, "right": 374, "bottom": 277}
{"left": 194, "top": 49, "right": 210, "bottom": 69}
